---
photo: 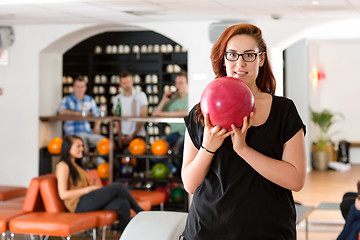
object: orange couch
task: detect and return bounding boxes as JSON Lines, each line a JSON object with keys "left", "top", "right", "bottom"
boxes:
{"left": 0, "top": 175, "right": 46, "bottom": 238}
{"left": 39, "top": 174, "right": 117, "bottom": 240}
{"left": 7, "top": 174, "right": 98, "bottom": 240}
{"left": 2, "top": 171, "right": 156, "bottom": 240}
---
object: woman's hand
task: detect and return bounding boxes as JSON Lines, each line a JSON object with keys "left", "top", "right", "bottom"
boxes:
{"left": 86, "top": 185, "right": 101, "bottom": 194}
{"left": 202, "top": 114, "right": 232, "bottom": 153}
{"left": 231, "top": 112, "right": 254, "bottom": 155}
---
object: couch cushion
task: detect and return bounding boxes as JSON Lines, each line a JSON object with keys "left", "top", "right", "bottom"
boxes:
{"left": 39, "top": 176, "right": 67, "bottom": 213}
{"left": 0, "top": 186, "right": 27, "bottom": 201}
{"left": 0, "top": 209, "right": 24, "bottom": 232}
{"left": 130, "top": 190, "right": 165, "bottom": 206}
{"left": 9, "top": 212, "right": 98, "bottom": 237}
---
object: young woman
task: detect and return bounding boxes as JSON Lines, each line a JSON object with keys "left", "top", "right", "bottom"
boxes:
{"left": 56, "top": 135, "right": 143, "bottom": 232}
{"left": 181, "top": 24, "right": 306, "bottom": 239}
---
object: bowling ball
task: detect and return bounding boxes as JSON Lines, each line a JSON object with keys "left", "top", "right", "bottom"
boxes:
{"left": 170, "top": 187, "right": 185, "bottom": 203}
{"left": 47, "top": 137, "right": 63, "bottom": 154}
{"left": 155, "top": 187, "right": 170, "bottom": 203}
{"left": 121, "top": 157, "right": 137, "bottom": 167}
{"left": 151, "top": 139, "right": 169, "bottom": 155}
{"left": 200, "top": 76, "right": 254, "bottom": 131}
{"left": 119, "top": 164, "right": 134, "bottom": 178}
{"left": 151, "top": 163, "right": 169, "bottom": 179}
{"left": 97, "top": 138, "right": 110, "bottom": 155}
{"left": 97, "top": 162, "right": 110, "bottom": 179}
{"left": 128, "top": 138, "right": 147, "bottom": 155}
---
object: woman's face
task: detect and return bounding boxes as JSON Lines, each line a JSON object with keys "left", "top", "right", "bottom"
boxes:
{"left": 69, "top": 138, "right": 84, "bottom": 159}
{"left": 224, "top": 34, "right": 265, "bottom": 86}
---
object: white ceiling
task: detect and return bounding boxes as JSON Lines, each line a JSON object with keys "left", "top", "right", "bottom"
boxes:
{"left": 1, "top": 0, "right": 360, "bottom": 25}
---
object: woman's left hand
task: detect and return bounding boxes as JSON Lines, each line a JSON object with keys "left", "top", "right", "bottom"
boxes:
{"left": 230, "top": 112, "right": 254, "bottom": 155}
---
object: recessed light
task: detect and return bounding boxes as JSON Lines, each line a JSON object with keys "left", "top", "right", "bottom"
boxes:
{"left": 312, "top": 1, "right": 319, "bottom": 5}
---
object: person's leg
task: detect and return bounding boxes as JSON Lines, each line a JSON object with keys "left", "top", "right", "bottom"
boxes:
{"left": 75, "top": 182, "right": 143, "bottom": 213}
{"left": 164, "top": 132, "right": 180, "bottom": 148}
{"left": 340, "top": 193, "right": 357, "bottom": 219}
{"left": 104, "top": 198, "right": 131, "bottom": 232}
{"left": 76, "top": 183, "right": 142, "bottom": 212}
{"left": 87, "top": 133, "right": 106, "bottom": 165}
{"left": 87, "top": 133, "right": 105, "bottom": 148}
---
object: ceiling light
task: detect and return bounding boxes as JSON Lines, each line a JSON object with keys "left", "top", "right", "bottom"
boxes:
{"left": 312, "top": 1, "right": 319, "bottom": 5}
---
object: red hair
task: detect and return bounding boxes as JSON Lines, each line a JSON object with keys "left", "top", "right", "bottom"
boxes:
{"left": 210, "top": 23, "right": 276, "bottom": 94}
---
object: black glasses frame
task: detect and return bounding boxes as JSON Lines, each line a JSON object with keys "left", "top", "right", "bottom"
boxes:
{"left": 224, "top": 51, "right": 263, "bottom": 62}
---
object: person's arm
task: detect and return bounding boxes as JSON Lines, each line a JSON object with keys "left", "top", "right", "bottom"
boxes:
{"left": 231, "top": 115, "right": 306, "bottom": 192}
{"left": 182, "top": 114, "right": 232, "bottom": 194}
{"left": 88, "top": 98, "right": 101, "bottom": 134}
{"left": 59, "top": 109, "right": 82, "bottom": 116}
{"left": 154, "top": 109, "right": 187, "bottom": 117}
{"left": 131, "top": 105, "right": 148, "bottom": 138}
{"left": 121, "top": 105, "right": 148, "bottom": 145}
{"left": 152, "top": 91, "right": 171, "bottom": 117}
{"left": 114, "top": 120, "right": 123, "bottom": 148}
{"left": 57, "top": 97, "right": 81, "bottom": 116}
{"left": 56, "top": 162, "right": 100, "bottom": 201}
{"left": 153, "top": 93, "right": 187, "bottom": 117}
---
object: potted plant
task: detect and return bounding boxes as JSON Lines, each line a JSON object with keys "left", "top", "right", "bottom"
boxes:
{"left": 311, "top": 108, "right": 344, "bottom": 170}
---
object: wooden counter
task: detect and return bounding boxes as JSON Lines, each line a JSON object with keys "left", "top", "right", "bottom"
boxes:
{"left": 39, "top": 115, "right": 184, "bottom": 123}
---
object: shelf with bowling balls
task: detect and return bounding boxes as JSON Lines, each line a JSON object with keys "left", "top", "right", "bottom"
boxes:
{"left": 114, "top": 138, "right": 188, "bottom": 211}
{"left": 115, "top": 138, "right": 182, "bottom": 182}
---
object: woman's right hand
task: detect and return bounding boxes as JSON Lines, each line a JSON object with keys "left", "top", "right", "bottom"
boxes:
{"left": 201, "top": 114, "right": 232, "bottom": 153}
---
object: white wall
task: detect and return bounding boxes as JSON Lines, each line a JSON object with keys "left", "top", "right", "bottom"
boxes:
{"left": 2, "top": 19, "right": 360, "bottom": 186}
{"left": 0, "top": 24, "right": 89, "bottom": 186}
{"left": 284, "top": 40, "right": 311, "bottom": 170}
{"left": 311, "top": 41, "right": 360, "bottom": 163}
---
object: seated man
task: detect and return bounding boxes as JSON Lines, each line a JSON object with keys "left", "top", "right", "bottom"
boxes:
{"left": 57, "top": 76, "right": 105, "bottom": 165}
{"left": 152, "top": 71, "right": 188, "bottom": 176}
{"left": 112, "top": 71, "right": 148, "bottom": 150}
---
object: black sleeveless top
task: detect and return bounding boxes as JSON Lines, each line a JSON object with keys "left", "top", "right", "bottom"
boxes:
{"left": 182, "top": 95, "right": 305, "bottom": 240}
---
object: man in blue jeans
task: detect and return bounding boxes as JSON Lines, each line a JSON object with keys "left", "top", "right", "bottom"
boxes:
{"left": 152, "top": 71, "right": 188, "bottom": 176}
{"left": 57, "top": 76, "right": 105, "bottom": 165}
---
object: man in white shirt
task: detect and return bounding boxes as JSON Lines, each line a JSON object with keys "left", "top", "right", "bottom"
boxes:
{"left": 112, "top": 71, "right": 148, "bottom": 149}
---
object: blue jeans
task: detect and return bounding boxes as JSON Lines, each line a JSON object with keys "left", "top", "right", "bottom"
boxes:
{"left": 337, "top": 204, "right": 360, "bottom": 240}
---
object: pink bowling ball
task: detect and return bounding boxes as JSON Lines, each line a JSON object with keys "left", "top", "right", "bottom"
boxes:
{"left": 200, "top": 76, "right": 254, "bottom": 131}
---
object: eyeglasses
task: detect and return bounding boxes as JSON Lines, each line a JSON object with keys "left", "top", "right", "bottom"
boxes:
{"left": 224, "top": 51, "right": 262, "bottom": 62}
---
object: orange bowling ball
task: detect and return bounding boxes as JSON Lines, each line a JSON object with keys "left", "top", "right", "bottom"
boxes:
{"left": 97, "top": 138, "right": 110, "bottom": 155}
{"left": 47, "top": 137, "right": 63, "bottom": 154}
{"left": 151, "top": 139, "right": 169, "bottom": 156}
{"left": 97, "top": 162, "right": 110, "bottom": 179}
{"left": 128, "top": 138, "right": 147, "bottom": 155}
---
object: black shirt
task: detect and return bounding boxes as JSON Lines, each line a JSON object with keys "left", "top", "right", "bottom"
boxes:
{"left": 182, "top": 95, "right": 306, "bottom": 240}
